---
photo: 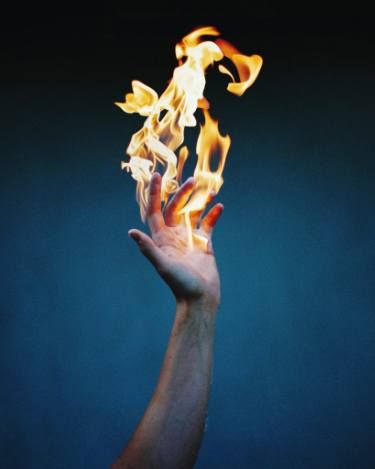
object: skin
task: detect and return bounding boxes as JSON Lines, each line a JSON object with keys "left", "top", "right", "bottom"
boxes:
{"left": 110, "top": 173, "right": 223, "bottom": 469}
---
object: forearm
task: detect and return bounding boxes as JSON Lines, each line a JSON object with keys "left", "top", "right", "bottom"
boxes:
{"left": 112, "top": 299, "right": 217, "bottom": 469}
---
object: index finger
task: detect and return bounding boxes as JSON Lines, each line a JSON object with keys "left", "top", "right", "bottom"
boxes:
{"left": 146, "top": 172, "right": 165, "bottom": 233}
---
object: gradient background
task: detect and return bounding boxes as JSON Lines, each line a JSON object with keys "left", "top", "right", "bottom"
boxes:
{"left": 1, "top": 3, "right": 374, "bottom": 468}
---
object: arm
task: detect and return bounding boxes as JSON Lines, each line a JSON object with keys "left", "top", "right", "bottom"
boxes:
{"left": 111, "top": 173, "right": 224, "bottom": 469}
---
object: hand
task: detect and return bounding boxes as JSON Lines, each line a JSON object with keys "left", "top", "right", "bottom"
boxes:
{"left": 128, "top": 173, "right": 224, "bottom": 310}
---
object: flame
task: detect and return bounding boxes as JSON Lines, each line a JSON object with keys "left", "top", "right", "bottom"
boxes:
{"left": 116, "top": 26, "right": 262, "bottom": 247}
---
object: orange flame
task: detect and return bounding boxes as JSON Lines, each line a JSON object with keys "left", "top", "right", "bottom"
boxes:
{"left": 116, "top": 26, "right": 262, "bottom": 247}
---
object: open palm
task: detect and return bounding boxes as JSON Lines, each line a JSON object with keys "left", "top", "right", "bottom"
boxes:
{"left": 129, "top": 173, "right": 223, "bottom": 307}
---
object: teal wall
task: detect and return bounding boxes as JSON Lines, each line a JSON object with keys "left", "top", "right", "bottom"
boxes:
{"left": 1, "top": 5, "right": 375, "bottom": 468}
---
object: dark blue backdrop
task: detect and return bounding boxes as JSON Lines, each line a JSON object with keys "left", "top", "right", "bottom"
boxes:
{"left": 1, "top": 5, "right": 375, "bottom": 468}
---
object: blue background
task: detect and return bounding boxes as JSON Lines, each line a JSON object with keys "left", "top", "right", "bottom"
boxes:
{"left": 1, "top": 4, "right": 375, "bottom": 468}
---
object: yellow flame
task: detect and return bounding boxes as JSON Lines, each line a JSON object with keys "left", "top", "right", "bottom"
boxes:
{"left": 115, "top": 26, "right": 262, "bottom": 247}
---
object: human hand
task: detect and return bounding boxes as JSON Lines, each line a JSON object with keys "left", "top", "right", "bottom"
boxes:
{"left": 128, "top": 173, "right": 223, "bottom": 311}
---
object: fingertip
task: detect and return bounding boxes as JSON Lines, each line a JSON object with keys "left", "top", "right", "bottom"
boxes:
{"left": 212, "top": 204, "right": 224, "bottom": 224}
{"left": 128, "top": 229, "right": 140, "bottom": 242}
{"left": 186, "top": 176, "right": 195, "bottom": 186}
{"left": 205, "top": 190, "right": 217, "bottom": 206}
{"left": 149, "top": 173, "right": 161, "bottom": 191}
{"left": 200, "top": 202, "right": 224, "bottom": 234}
{"left": 212, "top": 203, "right": 224, "bottom": 215}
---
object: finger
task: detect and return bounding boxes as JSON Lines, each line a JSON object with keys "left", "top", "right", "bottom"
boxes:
{"left": 190, "top": 189, "right": 216, "bottom": 228}
{"left": 128, "top": 229, "right": 167, "bottom": 273}
{"left": 147, "top": 173, "right": 164, "bottom": 233}
{"left": 200, "top": 203, "right": 224, "bottom": 236}
{"left": 164, "top": 177, "right": 195, "bottom": 226}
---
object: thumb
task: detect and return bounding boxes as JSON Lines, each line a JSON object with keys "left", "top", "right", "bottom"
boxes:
{"left": 128, "top": 229, "right": 167, "bottom": 272}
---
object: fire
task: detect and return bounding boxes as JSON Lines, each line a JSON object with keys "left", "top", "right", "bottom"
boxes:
{"left": 116, "top": 26, "right": 262, "bottom": 247}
